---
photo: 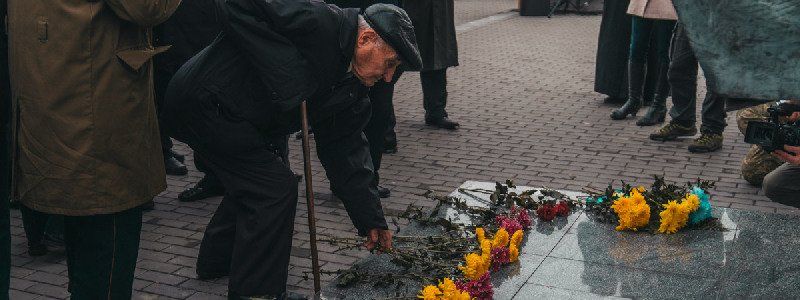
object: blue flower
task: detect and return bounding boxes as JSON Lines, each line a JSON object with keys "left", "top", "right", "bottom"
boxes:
{"left": 688, "top": 187, "right": 712, "bottom": 225}
{"left": 586, "top": 196, "right": 605, "bottom": 204}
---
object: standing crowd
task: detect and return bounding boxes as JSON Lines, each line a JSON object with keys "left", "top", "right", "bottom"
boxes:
{"left": 0, "top": 0, "right": 459, "bottom": 299}
{"left": 594, "top": 0, "right": 800, "bottom": 205}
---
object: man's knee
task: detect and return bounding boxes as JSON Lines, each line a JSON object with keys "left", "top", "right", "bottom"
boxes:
{"left": 762, "top": 165, "right": 800, "bottom": 207}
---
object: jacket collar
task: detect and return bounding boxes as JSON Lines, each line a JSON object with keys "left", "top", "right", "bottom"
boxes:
{"left": 339, "top": 9, "right": 360, "bottom": 67}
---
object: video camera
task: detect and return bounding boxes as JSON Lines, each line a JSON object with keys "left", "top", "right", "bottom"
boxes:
{"left": 744, "top": 101, "right": 800, "bottom": 152}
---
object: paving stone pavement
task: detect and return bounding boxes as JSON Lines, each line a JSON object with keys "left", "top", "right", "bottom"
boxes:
{"left": 9, "top": 4, "right": 798, "bottom": 300}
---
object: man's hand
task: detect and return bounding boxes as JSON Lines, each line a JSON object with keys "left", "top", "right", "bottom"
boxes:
{"left": 773, "top": 145, "right": 800, "bottom": 165}
{"left": 365, "top": 228, "right": 393, "bottom": 252}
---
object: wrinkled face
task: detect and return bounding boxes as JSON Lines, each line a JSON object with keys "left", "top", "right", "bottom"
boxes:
{"left": 352, "top": 29, "right": 401, "bottom": 87}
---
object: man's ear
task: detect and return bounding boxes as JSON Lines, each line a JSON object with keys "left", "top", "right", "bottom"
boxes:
{"left": 357, "top": 29, "right": 379, "bottom": 46}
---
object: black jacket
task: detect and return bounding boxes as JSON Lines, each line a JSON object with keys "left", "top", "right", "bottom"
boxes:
{"left": 166, "top": 0, "right": 387, "bottom": 235}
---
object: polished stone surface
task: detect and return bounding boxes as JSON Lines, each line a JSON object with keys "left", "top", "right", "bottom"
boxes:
{"left": 321, "top": 181, "right": 800, "bottom": 299}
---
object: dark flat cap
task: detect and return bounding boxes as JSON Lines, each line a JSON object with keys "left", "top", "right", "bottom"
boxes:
{"left": 363, "top": 4, "right": 423, "bottom": 71}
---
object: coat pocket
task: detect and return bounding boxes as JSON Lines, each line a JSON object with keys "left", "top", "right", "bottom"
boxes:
{"left": 36, "top": 17, "right": 48, "bottom": 43}
{"left": 116, "top": 45, "right": 170, "bottom": 72}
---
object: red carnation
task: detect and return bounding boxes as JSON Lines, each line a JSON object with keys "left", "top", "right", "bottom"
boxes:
{"left": 497, "top": 216, "right": 522, "bottom": 234}
{"left": 512, "top": 206, "right": 532, "bottom": 229}
{"left": 490, "top": 247, "right": 510, "bottom": 271}
{"left": 456, "top": 272, "right": 494, "bottom": 300}
{"left": 554, "top": 201, "right": 571, "bottom": 217}
{"left": 536, "top": 204, "right": 556, "bottom": 222}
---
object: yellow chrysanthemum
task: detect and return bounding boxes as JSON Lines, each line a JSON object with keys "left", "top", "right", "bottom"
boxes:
{"left": 682, "top": 193, "right": 700, "bottom": 212}
{"left": 459, "top": 253, "right": 490, "bottom": 281}
{"left": 418, "top": 285, "right": 441, "bottom": 300}
{"left": 492, "top": 228, "right": 510, "bottom": 249}
{"left": 437, "top": 278, "right": 470, "bottom": 299}
{"left": 611, "top": 191, "right": 651, "bottom": 231}
{"left": 480, "top": 240, "right": 491, "bottom": 256}
{"left": 509, "top": 244, "right": 520, "bottom": 262}
{"left": 658, "top": 200, "right": 692, "bottom": 234}
{"left": 476, "top": 227, "right": 486, "bottom": 244}
{"left": 510, "top": 230, "right": 524, "bottom": 248}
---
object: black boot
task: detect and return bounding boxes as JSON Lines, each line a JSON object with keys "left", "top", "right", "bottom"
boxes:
{"left": 611, "top": 62, "right": 645, "bottom": 120}
{"left": 178, "top": 175, "right": 225, "bottom": 202}
{"left": 164, "top": 156, "right": 188, "bottom": 176}
{"left": 637, "top": 61, "right": 670, "bottom": 126}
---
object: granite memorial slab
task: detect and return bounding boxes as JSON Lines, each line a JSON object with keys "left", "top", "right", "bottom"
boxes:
{"left": 320, "top": 181, "right": 800, "bottom": 299}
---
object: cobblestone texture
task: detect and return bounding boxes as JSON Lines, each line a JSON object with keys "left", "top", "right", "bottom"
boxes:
{"left": 9, "top": 2, "right": 797, "bottom": 299}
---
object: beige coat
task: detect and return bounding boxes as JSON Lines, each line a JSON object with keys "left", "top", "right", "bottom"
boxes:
{"left": 8, "top": 0, "right": 180, "bottom": 215}
{"left": 627, "top": 0, "right": 678, "bottom": 20}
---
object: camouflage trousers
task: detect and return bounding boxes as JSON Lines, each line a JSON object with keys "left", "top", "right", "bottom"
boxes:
{"left": 736, "top": 103, "right": 783, "bottom": 185}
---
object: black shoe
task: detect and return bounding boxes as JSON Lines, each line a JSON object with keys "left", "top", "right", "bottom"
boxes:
{"left": 196, "top": 269, "right": 229, "bottom": 281}
{"left": 383, "top": 143, "right": 397, "bottom": 154}
{"left": 168, "top": 149, "right": 185, "bottom": 163}
{"left": 165, "top": 156, "right": 188, "bottom": 176}
{"left": 636, "top": 95, "right": 667, "bottom": 126}
{"left": 425, "top": 117, "right": 459, "bottom": 130}
{"left": 28, "top": 242, "right": 47, "bottom": 257}
{"left": 610, "top": 98, "right": 641, "bottom": 120}
{"left": 178, "top": 178, "right": 224, "bottom": 202}
{"left": 378, "top": 185, "right": 391, "bottom": 198}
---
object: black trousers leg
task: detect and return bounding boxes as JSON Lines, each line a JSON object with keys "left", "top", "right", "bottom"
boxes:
{"left": 667, "top": 23, "right": 700, "bottom": 127}
{"left": 170, "top": 90, "right": 298, "bottom": 296}
{"left": 63, "top": 207, "right": 143, "bottom": 300}
{"left": 383, "top": 101, "right": 397, "bottom": 149}
{"left": 20, "top": 205, "right": 49, "bottom": 247}
{"left": 196, "top": 198, "right": 235, "bottom": 275}
{"left": 193, "top": 151, "right": 225, "bottom": 190}
{"left": 365, "top": 81, "right": 396, "bottom": 182}
{"left": 420, "top": 69, "right": 448, "bottom": 120}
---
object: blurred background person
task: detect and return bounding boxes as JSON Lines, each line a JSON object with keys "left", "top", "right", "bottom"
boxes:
{"left": 153, "top": 0, "right": 227, "bottom": 203}
{"left": 610, "top": 0, "right": 676, "bottom": 127}
{"left": 403, "top": 0, "right": 461, "bottom": 130}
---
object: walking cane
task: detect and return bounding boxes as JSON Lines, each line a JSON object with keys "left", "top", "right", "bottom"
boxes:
{"left": 300, "top": 101, "right": 322, "bottom": 296}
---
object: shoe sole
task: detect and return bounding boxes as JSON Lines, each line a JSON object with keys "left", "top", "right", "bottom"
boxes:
{"left": 688, "top": 145, "right": 722, "bottom": 153}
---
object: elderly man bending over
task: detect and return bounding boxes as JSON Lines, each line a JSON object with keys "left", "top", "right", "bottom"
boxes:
{"left": 162, "top": 0, "right": 422, "bottom": 298}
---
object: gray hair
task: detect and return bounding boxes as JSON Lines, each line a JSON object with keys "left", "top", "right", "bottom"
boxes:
{"left": 358, "top": 15, "right": 388, "bottom": 49}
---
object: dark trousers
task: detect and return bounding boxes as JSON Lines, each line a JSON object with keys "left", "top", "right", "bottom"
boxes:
{"left": 19, "top": 206, "right": 63, "bottom": 247}
{"left": 667, "top": 23, "right": 727, "bottom": 134}
{"left": 365, "top": 78, "right": 400, "bottom": 181}
{"left": 762, "top": 163, "right": 800, "bottom": 207}
{"left": 629, "top": 17, "right": 675, "bottom": 99}
{"left": 421, "top": 69, "right": 448, "bottom": 120}
{"left": 168, "top": 89, "right": 298, "bottom": 296}
{"left": 60, "top": 207, "right": 142, "bottom": 300}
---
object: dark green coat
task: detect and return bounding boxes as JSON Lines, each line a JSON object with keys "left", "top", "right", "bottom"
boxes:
{"left": 0, "top": 0, "right": 9, "bottom": 296}
{"left": 402, "top": 0, "right": 458, "bottom": 71}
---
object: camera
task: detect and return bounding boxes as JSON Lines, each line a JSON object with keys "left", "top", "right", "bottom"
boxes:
{"left": 744, "top": 101, "right": 800, "bottom": 152}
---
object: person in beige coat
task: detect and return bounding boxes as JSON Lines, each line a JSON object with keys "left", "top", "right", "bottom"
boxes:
{"left": 610, "top": 0, "right": 676, "bottom": 127}
{"left": 7, "top": 0, "right": 179, "bottom": 298}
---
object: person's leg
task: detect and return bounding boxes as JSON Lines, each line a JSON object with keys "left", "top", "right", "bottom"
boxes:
{"left": 169, "top": 90, "right": 299, "bottom": 296}
{"left": 741, "top": 145, "right": 784, "bottom": 186}
{"left": 666, "top": 22, "right": 698, "bottom": 127}
{"left": 421, "top": 69, "right": 459, "bottom": 129}
{"left": 650, "top": 22, "right": 699, "bottom": 141}
{"left": 637, "top": 20, "right": 675, "bottom": 126}
{"left": 19, "top": 205, "right": 50, "bottom": 256}
{"left": 63, "top": 207, "right": 143, "bottom": 299}
{"left": 383, "top": 100, "right": 398, "bottom": 154}
{"left": 762, "top": 163, "right": 800, "bottom": 207}
{"left": 195, "top": 198, "right": 235, "bottom": 279}
{"left": 611, "top": 16, "right": 653, "bottom": 120}
{"left": 178, "top": 151, "right": 225, "bottom": 202}
{"left": 365, "top": 81, "right": 394, "bottom": 198}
